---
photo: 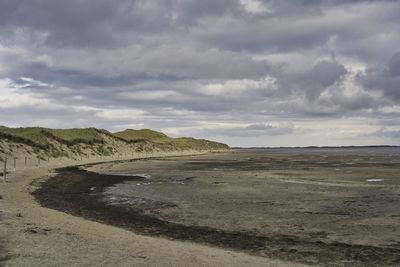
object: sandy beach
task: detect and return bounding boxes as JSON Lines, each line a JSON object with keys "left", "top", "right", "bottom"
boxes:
{"left": 0, "top": 154, "right": 301, "bottom": 267}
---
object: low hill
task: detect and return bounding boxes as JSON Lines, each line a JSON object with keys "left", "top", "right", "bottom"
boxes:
{"left": 114, "top": 129, "right": 229, "bottom": 151}
{"left": 114, "top": 129, "right": 169, "bottom": 142}
{"left": 0, "top": 126, "right": 50, "bottom": 147}
{"left": 0, "top": 126, "right": 229, "bottom": 162}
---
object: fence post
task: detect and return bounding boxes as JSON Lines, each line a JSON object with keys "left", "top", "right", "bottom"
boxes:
{"left": 25, "top": 157, "right": 27, "bottom": 169}
{"left": 3, "top": 159, "right": 7, "bottom": 182}
{"left": 13, "top": 157, "right": 16, "bottom": 172}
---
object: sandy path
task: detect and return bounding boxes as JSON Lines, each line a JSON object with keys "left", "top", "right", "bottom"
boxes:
{"left": 0, "top": 160, "right": 302, "bottom": 267}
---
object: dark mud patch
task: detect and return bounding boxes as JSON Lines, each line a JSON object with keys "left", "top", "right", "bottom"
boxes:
{"left": 32, "top": 166, "right": 400, "bottom": 266}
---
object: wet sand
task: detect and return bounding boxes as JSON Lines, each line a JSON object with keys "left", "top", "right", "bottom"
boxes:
{"left": 33, "top": 148, "right": 400, "bottom": 266}
{"left": 0, "top": 154, "right": 297, "bottom": 267}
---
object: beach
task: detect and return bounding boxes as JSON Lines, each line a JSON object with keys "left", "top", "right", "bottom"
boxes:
{"left": 0, "top": 153, "right": 300, "bottom": 267}
{"left": 2, "top": 148, "right": 400, "bottom": 266}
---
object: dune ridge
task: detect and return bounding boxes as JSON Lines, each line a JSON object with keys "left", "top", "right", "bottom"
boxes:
{"left": 0, "top": 126, "right": 229, "bottom": 166}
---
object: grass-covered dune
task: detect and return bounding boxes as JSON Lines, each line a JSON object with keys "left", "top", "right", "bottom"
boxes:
{"left": 0, "top": 126, "right": 229, "bottom": 161}
{"left": 114, "top": 129, "right": 229, "bottom": 151}
{"left": 114, "top": 129, "right": 169, "bottom": 141}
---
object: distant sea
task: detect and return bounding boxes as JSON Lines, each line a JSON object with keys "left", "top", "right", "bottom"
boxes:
{"left": 235, "top": 146, "right": 400, "bottom": 156}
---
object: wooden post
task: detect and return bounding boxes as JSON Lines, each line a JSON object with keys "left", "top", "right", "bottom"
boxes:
{"left": 3, "top": 159, "right": 7, "bottom": 182}
{"left": 13, "top": 157, "right": 16, "bottom": 172}
{"left": 25, "top": 157, "right": 27, "bottom": 169}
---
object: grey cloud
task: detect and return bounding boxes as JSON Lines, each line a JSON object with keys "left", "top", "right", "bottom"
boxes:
{"left": 1, "top": 0, "right": 400, "bottom": 146}
{"left": 1, "top": 0, "right": 121, "bottom": 47}
{"left": 328, "top": 90, "right": 377, "bottom": 111}
{"left": 244, "top": 123, "right": 294, "bottom": 135}
{"left": 198, "top": 1, "right": 400, "bottom": 60}
{"left": 304, "top": 60, "right": 348, "bottom": 100}
{"left": 312, "top": 61, "right": 347, "bottom": 88}
{"left": 175, "top": 0, "right": 244, "bottom": 25}
{"left": 0, "top": 0, "right": 21, "bottom": 25}
{"left": 389, "top": 52, "right": 400, "bottom": 76}
{"left": 0, "top": 0, "right": 244, "bottom": 48}
{"left": 358, "top": 52, "right": 400, "bottom": 100}
{"left": 274, "top": 59, "right": 348, "bottom": 101}
{"left": 190, "top": 123, "right": 295, "bottom": 138}
{"left": 369, "top": 128, "right": 400, "bottom": 139}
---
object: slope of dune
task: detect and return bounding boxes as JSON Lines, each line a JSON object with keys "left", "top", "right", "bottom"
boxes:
{"left": 114, "top": 129, "right": 229, "bottom": 151}
{"left": 0, "top": 126, "right": 229, "bottom": 164}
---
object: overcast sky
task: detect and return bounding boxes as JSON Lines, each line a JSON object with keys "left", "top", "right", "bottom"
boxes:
{"left": 0, "top": 0, "right": 400, "bottom": 147}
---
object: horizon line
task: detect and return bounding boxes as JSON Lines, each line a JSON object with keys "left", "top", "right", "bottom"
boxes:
{"left": 233, "top": 145, "right": 400, "bottom": 149}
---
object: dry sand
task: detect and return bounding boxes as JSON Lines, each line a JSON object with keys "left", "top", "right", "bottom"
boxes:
{"left": 0, "top": 155, "right": 301, "bottom": 267}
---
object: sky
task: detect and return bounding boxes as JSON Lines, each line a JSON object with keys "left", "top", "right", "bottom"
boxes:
{"left": 0, "top": 0, "right": 400, "bottom": 147}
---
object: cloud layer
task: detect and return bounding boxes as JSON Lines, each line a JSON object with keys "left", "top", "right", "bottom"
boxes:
{"left": 1, "top": 0, "right": 399, "bottom": 146}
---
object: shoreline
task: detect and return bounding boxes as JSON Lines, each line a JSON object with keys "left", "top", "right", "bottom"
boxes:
{"left": 2, "top": 150, "right": 400, "bottom": 266}
{"left": 1, "top": 152, "right": 297, "bottom": 267}
{"left": 31, "top": 158, "right": 400, "bottom": 266}
{"left": 32, "top": 165, "right": 270, "bottom": 254}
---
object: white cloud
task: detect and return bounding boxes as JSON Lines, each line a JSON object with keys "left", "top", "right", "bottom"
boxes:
{"left": 18, "top": 77, "right": 51, "bottom": 88}
{"left": 240, "top": 0, "right": 269, "bottom": 14}
{"left": 95, "top": 108, "right": 147, "bottom": 121}
{"left": 199, "top": 76, "right": 277, "bottom": 96}
{"left": 119, "top": 90, "right": 183, "bottom": 100}
{"left": 0, "top": 78, "right": 54, "bottom": 109}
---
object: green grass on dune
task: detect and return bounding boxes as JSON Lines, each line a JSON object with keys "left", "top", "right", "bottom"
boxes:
{"left": 0, "top": 126, "right": 49, "bottom": 146}
{"left": 0, "top": 126, "right": 108, "bottom": 146}
{"left": 0, "top": 126, "right": 230, "bottom": 153}
{"left": 45, "top": 128, "right": 106, "bottom": 144}
{"left": 114, "top": 129, "right": 229, "bottom": 151}
{"left": 114, "top": 129, "right": 169, "bottom": 142}
{"left": 173, "top": 137, "right": 229, "bottom": 150}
